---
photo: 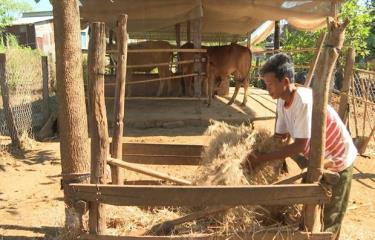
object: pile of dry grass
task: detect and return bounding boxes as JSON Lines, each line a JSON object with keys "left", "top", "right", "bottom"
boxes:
{"left": 105, "top": 121, "right": 300, "bottom": 237}
{"left": 195, "top": 120, "right": 287, "bottom": 185}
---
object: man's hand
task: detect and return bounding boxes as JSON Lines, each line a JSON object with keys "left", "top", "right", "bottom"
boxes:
{"left": 242, "top": 151, "right": 265, "bottom": 170}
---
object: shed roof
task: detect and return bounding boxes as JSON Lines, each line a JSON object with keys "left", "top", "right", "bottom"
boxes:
{"left": 80, "top": 0, "right": 338, "bottom": 42}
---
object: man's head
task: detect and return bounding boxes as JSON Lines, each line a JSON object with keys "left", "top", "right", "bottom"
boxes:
{"left": 260, "top": 53, "right": 294, "bottom": 99}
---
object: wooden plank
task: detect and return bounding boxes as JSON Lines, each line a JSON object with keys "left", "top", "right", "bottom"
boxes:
{"left": 123, "top": 155, "right": 201, "bottom": 165}
{"left": 81, "top": 232, "right": 332, "bottom": 240}
{"left": 110, "top": 14, "right": 128, "bottom": 185}
{"left": 107, "top": 157, "right": 192, "bottom": 185}
{"left": 305, "top": 32, "right": 327, "bottom": 87}
{"left": 338, "top": 48, "right": 355, "bottom": 121}
{"left": 41, "top": 56, "right": 50, "bottom": 124}
{"left": 119, "top": 142, "right": 204, "bottom": 156}
{"left": 69, "top": 184, "right": 329, "bottom": 206}
{"left": 87, "top": 21, "right": 108, "bottom": 234}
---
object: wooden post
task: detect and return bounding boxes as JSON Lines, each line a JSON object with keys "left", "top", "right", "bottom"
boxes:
{"left": 175, "top": 23, "right": 181, "bottom": 75}
{"left": 175, "top": 23, "right": 181, "bottom": 47}
{"left": 41, "top": 56, "right": 50, "bottom": 124}
{"left": 111, "top": 14, "right": 128, "bottom": 185}
{"left": 88, "top": 22, "right": 108, "bottom": 235}
{"left": 192, "top": 18, "right": 202, "bottom": 98}
{"left": 304, "top": 18, "right": 349, "bottom": 232}
{"left": 274, "top": 21, "right": 280, "bottom": 51}
{"left": 305, "top": 32, "right": 327, "bottom": 87}
{"left": 338, "top": 48, "right": 355, "bottom": 121}
{"left": 187, "top": 21, "right": 191, "bottom": 43}
{"left": 0, "top": 54, "right": 21, "bottom": 148}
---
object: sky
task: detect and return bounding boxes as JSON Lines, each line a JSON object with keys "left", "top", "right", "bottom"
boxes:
{"left": 23, "top": 0, "right": 52, "bottom": 12}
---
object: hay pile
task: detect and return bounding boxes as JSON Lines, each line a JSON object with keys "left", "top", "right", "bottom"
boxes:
{"left": 195, "top": 120, "right": 287, "bottom": 186}
{"left": 106, "top": 121, "right": 301, "bottom": 237}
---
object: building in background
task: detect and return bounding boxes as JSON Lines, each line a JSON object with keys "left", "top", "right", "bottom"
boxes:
{"left": 3, "top": 11, "right": 89, "bottom": 54}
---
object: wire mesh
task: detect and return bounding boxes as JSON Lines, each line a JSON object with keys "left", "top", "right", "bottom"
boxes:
{"left": 0, "top": 49, "right": 44, "bottom": 151}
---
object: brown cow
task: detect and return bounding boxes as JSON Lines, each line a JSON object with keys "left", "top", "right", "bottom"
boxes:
{"left": 110, "top": 41, "right": 173, "bottom": 97}
{"left": 179, "top": 42, "right": 252, "bottom": 106}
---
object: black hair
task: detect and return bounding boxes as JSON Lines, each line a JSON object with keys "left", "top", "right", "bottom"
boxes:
{"left": 260, "top": 53, "right": 295, "bottom": 82}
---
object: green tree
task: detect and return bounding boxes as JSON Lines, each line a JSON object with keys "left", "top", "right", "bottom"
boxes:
{"left": 281, "top": 0, "right": 374, "bottom": 63}
{"left": 0, "top": 0, "right": 31, "bottom": 30}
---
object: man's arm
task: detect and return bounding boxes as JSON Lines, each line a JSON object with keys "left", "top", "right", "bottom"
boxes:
{"left": 246, "top": 138, "right": 308, "bottom": 168}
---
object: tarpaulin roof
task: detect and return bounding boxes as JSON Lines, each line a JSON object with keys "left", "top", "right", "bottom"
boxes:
{"left": 80, "top": 0, "right": 337, "bottom": 42}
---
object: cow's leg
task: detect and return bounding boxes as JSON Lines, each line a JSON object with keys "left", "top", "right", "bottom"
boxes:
{"left": 228, "top": 79, "right": 240, "bottom": 105}
{"left": 241, "top": 78, "right": 249, "bottom": 106}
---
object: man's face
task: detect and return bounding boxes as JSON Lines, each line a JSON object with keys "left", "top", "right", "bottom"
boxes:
{"left": 262, "top": 72, "right": 288, "bottom": 99}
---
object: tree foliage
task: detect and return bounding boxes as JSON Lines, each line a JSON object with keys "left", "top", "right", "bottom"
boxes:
{"left": 0, "top": 0, "right": 31, "bottom": 30}
{"left": 281, "top": 0, "right": 374, "bottom": 66}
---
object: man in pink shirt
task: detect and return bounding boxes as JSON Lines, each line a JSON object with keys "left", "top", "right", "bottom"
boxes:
{"left": 245, "top": 53, "right": 357, "bottom": 240}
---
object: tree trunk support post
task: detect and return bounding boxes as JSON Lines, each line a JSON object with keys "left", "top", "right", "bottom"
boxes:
{"left": 338, "top": 48, "right": 355, "bottom": 121}
{"left": 111, "top": 14, "right": 128, "bottom": 185}
{"left": 304, "top": 18, "right": 349, "bottom": 232}
{"left": 52, "top": 0, "right": 90, "bottom": 234}
{"left": 88, "top": 22, "right": 108, "bottom": 235}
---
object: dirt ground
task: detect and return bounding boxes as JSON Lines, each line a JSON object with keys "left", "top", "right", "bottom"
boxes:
{"left": 1, "top": 90, "right": 375, "bottom": 239}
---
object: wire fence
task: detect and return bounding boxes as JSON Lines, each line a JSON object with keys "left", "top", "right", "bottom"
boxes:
{"left": 0, "top": 49, "right": 45, "bottom": 151}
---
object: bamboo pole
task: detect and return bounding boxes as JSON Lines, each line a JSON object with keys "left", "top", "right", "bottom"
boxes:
{"left": 111, "top": 14, "right": 128, "bottom": 185}
{"left": 88, "top": 22, "right": 108, "bottom": 234}
{"left": 304, "top": 18, "right": 349, "bottom": 232}
{"left": 351, "top": 78, "right": 360, "bottom": 137}
{"left": 107, "top": 157, "right": 191, "bottom": 185}
{"left": 305, "top": 32, "right": 327, "bottom": 87}
{"left": 0, "top": 54, "right": 22, "bottom": 148}
{"left": 338, "top": 48, "right": 355, "bottom": 121}
{"left": 360, "top": 76, "right": 369, "bottom": 137}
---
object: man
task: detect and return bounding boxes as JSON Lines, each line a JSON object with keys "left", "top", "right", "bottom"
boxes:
{"left": 245, "top": 53, "right": 357, "bottom": 239}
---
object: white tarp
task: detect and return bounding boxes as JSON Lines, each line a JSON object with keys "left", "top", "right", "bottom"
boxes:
{"left": 80, "top": 0, "right": 335, "bottom": 40}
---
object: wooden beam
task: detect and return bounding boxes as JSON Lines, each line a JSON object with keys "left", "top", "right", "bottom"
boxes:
{"left": 110, "top": 14, "right": 128, "bottom": 185}
{"left": 107, "top": 49, "right": 207, "bottom": 54}
{"left": 69, "top": 184, "right": 330, "bottom": 206}
{"left": 118, "top": 142, "right": 204, "bottom": 156}
{"left": 87, "top": 21, "right": 108, "bottom": 234}
{"left": 107, "top": 157, "right": 192, "bottom": 185}
{"left": 0, "top": 54, "right": 22, "bottom": 148}
{"left": 80, "top": 232, "right": 332, "bottom": 240}
{"left": 41, "top": 56, "right": 50, "bottom": 124}
{"left": 175, "top": 24, "right": 181, "bottom": 48}
{"left": 338, "top": 48, "right": 355, "bottom": 121}
{"left": 305, "top": 32, "right": 327, "bottom": 87}
{"left": 122, "top": 155, "right": 201, "bottom": 165}
{"left": 305, "top": 18, "right": 349, "bottom": 232}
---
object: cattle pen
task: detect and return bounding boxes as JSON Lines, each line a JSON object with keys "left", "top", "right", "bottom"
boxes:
{"left": 47, "top": 0, "right": 355, "bottom": 238}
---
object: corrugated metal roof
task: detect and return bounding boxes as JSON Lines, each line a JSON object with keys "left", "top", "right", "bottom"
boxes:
{"left": 12, "top": 16, "right": 53, "bottom": 25}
